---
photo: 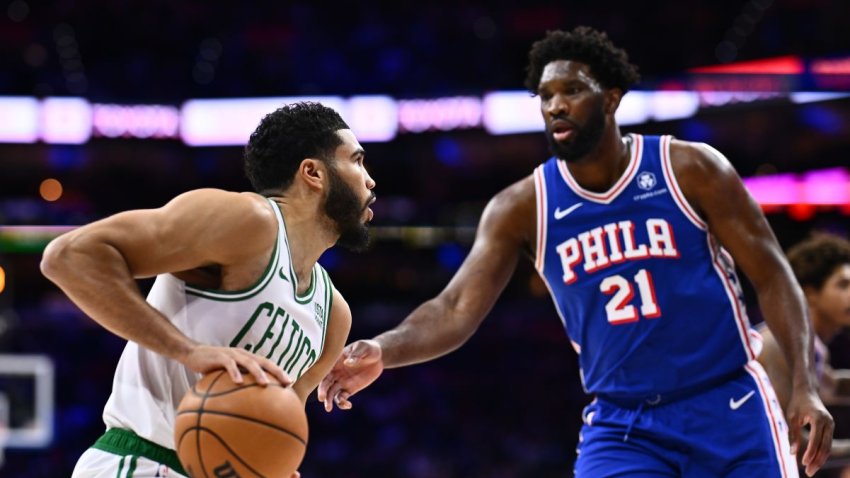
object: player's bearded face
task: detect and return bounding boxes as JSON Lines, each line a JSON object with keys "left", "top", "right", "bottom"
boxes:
{"left": 546, "top": 96, "right": 606, "bottom": 163}
{"left": 324, "top": 164, "right": 372, "bottom": 252}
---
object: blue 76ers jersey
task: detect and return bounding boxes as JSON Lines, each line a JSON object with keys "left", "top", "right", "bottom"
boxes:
{"left": 534, "top": 134, "right": 761, "bottom": 398}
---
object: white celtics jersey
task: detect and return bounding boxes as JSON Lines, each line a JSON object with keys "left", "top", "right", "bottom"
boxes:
{"left": 102, "top": 198, "right": 333, "bottom": 450}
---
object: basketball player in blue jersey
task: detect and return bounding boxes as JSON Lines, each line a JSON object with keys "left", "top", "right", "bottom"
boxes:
{"left": 41, "top": 102, "right": 376, "bottom": 478}
{"left": 760, "top": 233, "right": 850, "bottom": 464}
{"left": 319, "top": 27, "right": 834, "bottom": 477}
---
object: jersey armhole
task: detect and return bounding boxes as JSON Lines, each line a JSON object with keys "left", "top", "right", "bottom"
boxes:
{"left": 533, "top": 165, "right": 548, "bottom": 272}
{"left": 659, "top": 135, "right": 708, "bottom": 230}
{"left": 318, "top": 265, "right": 333, "bottom": 357}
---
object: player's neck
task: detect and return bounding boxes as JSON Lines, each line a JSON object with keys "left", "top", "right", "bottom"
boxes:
{"left": 273, "top": 197, "right": 336, "bottom": 285}
{"left": 564, "top": 128, "right": 629, "bottom": 193}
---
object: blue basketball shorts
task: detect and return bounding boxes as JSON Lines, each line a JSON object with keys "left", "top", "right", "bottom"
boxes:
{"left": 574, "top": 361, "right": 798, "bottom": 477}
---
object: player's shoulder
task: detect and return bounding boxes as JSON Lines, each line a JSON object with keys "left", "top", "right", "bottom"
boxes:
{"left": 667, "top": 139, "right": 740, "bottom": 195}
{"left": 176, "top": 189, "right": 275, "bottom": 220}
{"left": 668, "top": 139, "right": 734, "bottom": 173}
{"left": 327, "top": 286, "right": 352, "bottom": 332}
{"left": 167, "top": 189, "right": 278, "bottom": 248}
{"left": 175, "top": 188, "right": 268, "bottom": 207}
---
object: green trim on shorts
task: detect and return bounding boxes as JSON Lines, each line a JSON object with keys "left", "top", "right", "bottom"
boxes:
{"left": 92, "top": 428, "right": 187, "bottom": 476}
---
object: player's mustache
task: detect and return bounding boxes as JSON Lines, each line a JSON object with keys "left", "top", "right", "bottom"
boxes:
{"left": 361, "top": 192, "right": 376, "bottom": 212}
{"left": 549, "top": 114, "right": 580, "bottom": 129}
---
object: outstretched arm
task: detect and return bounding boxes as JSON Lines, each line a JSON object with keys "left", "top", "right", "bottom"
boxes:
{"left": 673, "top": 140, "right": 833, "bottom": 476}
{"left": 318, "top": 176, "right": 536, "bottom": 409}
{"left": 40, "top": 189, "right": 291, "bottom": 386}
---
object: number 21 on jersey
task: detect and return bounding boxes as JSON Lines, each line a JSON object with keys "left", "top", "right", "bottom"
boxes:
{"left": 600, "top": 268, "right": 660, "bottom": 324}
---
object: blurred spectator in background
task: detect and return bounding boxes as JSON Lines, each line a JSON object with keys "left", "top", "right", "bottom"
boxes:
{"left": 760, "top": 233, "right": 850, "bottom": 467}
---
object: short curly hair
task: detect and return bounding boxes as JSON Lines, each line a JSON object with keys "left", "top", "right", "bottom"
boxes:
{"left": 787, "top": 233, "right": 850, "bottom": 291}
{"left": 244, "top": 101, "right": 349, "bottom": 194}
{"left": 524, "top": 26, "right": 640, "bottom": 95}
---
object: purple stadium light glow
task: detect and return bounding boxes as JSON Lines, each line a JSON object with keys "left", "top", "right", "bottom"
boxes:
{"left": 742, "top": 168, "right": 850, "bottom": 206}
{"left": 180, "top": 96, "right": 347, "bottom": 146}
{"left": 398, "top": 97, "right": 482, "bottom": 133}
{"left": 92, "top": 104, "right": 180, "bottom": 139}
{"left": 0, "top": 97, "right": 39, "bottom": 143}
{"left": 39, "top": 97, "right": 92, "bottom": 144}
{"left": 0, "top": 90, "right": 848, "bottom": 144}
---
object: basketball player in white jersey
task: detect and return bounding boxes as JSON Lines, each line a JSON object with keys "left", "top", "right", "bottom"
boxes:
{"left": 760, "top": 233, "right": 850, "bottom": 463}
{"left": 41, "top": 102, "right": 376, "bottom": 477}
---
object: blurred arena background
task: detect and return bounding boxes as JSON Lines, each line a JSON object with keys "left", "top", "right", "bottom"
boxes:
{"left": 1, "top": 1, "right": 850, "bottom": 476}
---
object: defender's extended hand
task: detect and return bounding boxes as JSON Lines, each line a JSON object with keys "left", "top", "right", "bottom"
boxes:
{"left": 317, "top": 340, "right": 384, "bottom": 411}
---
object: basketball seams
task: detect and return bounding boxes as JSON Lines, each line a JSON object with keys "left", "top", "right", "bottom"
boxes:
{"left": 176, "top": 410, "right": 307, "bottom": 445}
{"left": 198, "top": 370, "right": 226, "bottom": 478}
{"left": 177, "top": 369, "right": 307, "bottom": 477}
{"left": 195, "top": 427, "right": 269, "bottom": 478}
{"left": 190, "top": 382, "right": 289, "bottom": 398}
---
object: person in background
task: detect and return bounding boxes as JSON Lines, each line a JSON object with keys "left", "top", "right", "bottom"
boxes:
{"left": 759, "top": 233, "right": 850, "bottom": 466}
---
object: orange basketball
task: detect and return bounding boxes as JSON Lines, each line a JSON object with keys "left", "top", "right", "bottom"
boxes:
{"left": 174, "top": 370, "right": 308, "bottom": 478}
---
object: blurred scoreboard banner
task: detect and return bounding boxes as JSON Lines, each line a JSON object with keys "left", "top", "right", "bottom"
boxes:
{"left": 1, "top": 54, "right": 849, "bottom": 145}
{"left": 1, "top": 89, "right": 848, "bottom": 146}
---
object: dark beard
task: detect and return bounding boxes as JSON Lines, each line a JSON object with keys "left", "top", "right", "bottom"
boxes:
{"left": 324, "top": 165, "right": 373, "bottom": 252}
{"left": 546, "top": 102, "right": 606, "bottom": 163}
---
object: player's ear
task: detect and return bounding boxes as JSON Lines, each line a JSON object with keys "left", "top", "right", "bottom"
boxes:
{"left": 299, "top": 158, "right": 326, "bottom": 191}
{"left": 605, "top": 88, "right": 623, "bottom": 115}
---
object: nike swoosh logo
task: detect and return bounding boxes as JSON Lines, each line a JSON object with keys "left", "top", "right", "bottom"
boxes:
{"left": 729, "top": 390, "right": 755, "bottom": 410}
{"left": 554, "top": 202, "right": 583, "bottom": 220}
{"left": 278, "top": 267, "right": 289, "bottom": 282}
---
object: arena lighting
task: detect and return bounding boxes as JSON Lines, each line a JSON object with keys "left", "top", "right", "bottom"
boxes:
{"left": 39, "top": 97, "right": 92, "bottom": 144}
{"left": 481, "top": 91, "right": 541, "bottom": 134}
{"left": 180, "top": 96, "right": 347, "bottom": 146}
{"left": 92, "top": 103, "right": 180, "bottom": 139}
{"left": 689, "top": 55, "right": 806, "bottom": 75}
{"left": 334, "top": 95, "right": 398, "bottom": 142}
{"left": 811, "top": 57, "right": 850, "bottom": 75}
{"left": 790, "top": 92, "right": 850, "bottom": 104}
{"left": 0, "top": 97, "right": 39, "bottom": 143}
{"left": 741, "top": 168, "right": 850, "bottom": 206}
{"left": 397, "top": 96, "right": 482, "bottom": 133}
{"left": 0, "top": 88, "right": 848, "bottom": 144}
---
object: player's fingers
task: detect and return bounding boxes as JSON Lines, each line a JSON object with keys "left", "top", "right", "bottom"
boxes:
{"left": 236, "top": 355, "right": 269, "bottom": 385}
{"left": 317, "top": 376, "right": 331, "bottom": 403}
{"left": 335, "top": 391, "right": 352, "bottom": 410}
{"left": 223, "top": 358, "right": 244, "bottom": 384}
{"left": 803, "top": 416, "right": 833, "bottom": 476}
{"left": 322, "top": 383, "right": 335, "bottom": 412}
{"left": 256, "top": 356, "right": 291, "bottom": 386}
{"left": 325, "top": 381, "right": 347, "bottom": 408}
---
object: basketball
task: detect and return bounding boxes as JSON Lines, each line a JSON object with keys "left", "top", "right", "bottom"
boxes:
{"left": 174, "top": 370, "right": 308, "bottom": 478}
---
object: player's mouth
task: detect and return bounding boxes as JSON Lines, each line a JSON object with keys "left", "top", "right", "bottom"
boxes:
{"left": 551, "top": 119, "right": 576, "bottom": 141}
{"left": 364, "top": 195, "right": 376, "bottom": 222}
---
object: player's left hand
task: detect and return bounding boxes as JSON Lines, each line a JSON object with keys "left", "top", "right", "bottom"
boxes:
{"left": 786, "top": 388, "right": 834, "bottom": 476}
